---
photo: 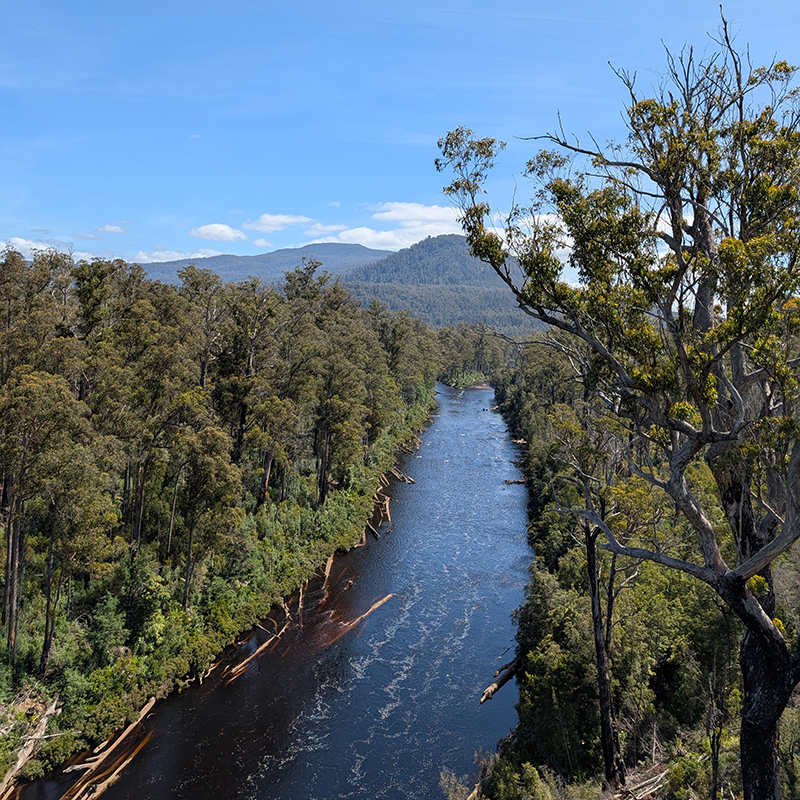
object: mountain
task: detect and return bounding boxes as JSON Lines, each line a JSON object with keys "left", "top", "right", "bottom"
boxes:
{"left": 140, "top": 243, "right": 393, "bottom": 284}
{"left": 138, "top": 234, "right": 537, "bottom": 332}
{"left": 344, "top": 233, "right": 504, "bottom": 286}
{"left": 342, "top": 234, "right": 538, "bottom": 332}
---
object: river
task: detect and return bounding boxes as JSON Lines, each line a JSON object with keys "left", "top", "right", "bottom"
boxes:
{"left": 23, "top": 383, "right": 532, "bottom": 800}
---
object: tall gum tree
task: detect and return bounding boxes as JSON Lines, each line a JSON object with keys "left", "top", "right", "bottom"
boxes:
{"left": 437, "top": 22, "right": 800, "bottom": 800}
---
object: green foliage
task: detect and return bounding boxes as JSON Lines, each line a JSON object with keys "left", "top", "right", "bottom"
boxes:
{"left": 0, "top": 251, "right": 440, "bottom": 781}
{"left": 440, "top": 21, "right": 800, "bottom": 800}
{"left": 479, "top": 340, "right": 744, "bottom": 798}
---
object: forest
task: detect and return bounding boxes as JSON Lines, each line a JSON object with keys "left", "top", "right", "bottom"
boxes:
{"left": 10, "top": 17, "right": 800, "bottom": 800}
{"left": 437, "top": 20, "right": 800, "bottom": 800}
{"left": 0, "top": 250, "right": 460, "bottom": 786}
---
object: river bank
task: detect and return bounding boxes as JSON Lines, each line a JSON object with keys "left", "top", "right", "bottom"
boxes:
{"left": 0, "top": 391, "right": 437, "bottom": 800}
{"left": 16, "top": 384, "right": 532, "bottom": 800}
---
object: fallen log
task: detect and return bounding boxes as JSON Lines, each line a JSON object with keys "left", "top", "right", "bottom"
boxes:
{"left": 480, "top": 656, "right": 522, "bottom": 704}
{"left": 390, "top": 468, "right": 415, "bottom": 484}
{"left": 59, "top": 697, "right": 156, "bottom": 800}
{"left": 298, "top": 580, "right": 307, "bottom": 628}
{"left": 324, "top": 594, "right": 396, "bottom": 645}
{"left": 225, "top": 621, "right": 291, "bottom": 684}
{"left": 366, "top": 521, "right": 380, "bottom": 538}
{"left": 0, "top": 697, "right": 61, "bottom": 800}
{"left": 319, "top": 552, "right": 336, "bottom": 606}
{"left": 71, "top": 732, "right": 153, "bottom": 800}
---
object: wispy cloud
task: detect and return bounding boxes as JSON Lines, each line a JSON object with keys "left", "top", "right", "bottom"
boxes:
{"left": 189, "top": 223, "right": 247, "bottom": 242}
{"left": 4, "top": 236, "right": 60, "bottom": 258}
{"left": 99, "top": 224, "right": 126, "bottom": 233}
{"left": 310, "top": 202, "right": 461, "bottom": 250}
{"left": 371, "top": 202, "right": 459, "bottom": 226}
{"left": 134, "top": 246, "right": 223, "bottom": 263}
{"left": 72, "top": 232, "right": 101, "bottom": 241}
{"left": 304, "top": 223, "right": 348, "bottom": 237}
{"left": 253, "top": 238, "right": 273, "bottom": 248}
{"left": 243, "top": 213, "right": 312, "bottom": 234}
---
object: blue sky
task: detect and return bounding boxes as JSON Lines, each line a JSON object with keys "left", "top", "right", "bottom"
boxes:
{"left": 3, "top": 1, "right": 800, "bottom": 266}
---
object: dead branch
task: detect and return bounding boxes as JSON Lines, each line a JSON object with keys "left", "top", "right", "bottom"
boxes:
{"left": 390, "top": 468, "right": 415, "bottom": 484}
{"left": 480, "top": 656, "right": 522, "bottom": 703}
{"left": 319, "top": 552, "right": 336, "bottom": 606}
{"left": 59, "top": 697, "right": 155, "bottom": 800}
{"left": 225, "top": 621, "right": 291, "bottom": 684}
{"left": 0, "top": 698, "right": 61, "bottom": 800}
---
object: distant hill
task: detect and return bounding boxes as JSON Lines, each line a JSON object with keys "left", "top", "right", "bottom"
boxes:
{"left": 140, "top": 242, "right": 393, "bottom": 284}
{"left": 138, "top": 234, "right": 538, "bottom": 332}
{"left": 343, "top": 234, "right": 538, "bottom": 333}
{"left": 345, "top": 233, "right": 503, "bottom": 286}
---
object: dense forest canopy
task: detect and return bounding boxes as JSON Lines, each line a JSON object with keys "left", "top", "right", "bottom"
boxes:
{"left": 0, "top": 249, "right": 446, "bottom": 783}
{"left": 438, "top": 20, "right": 800, "bottom": 800}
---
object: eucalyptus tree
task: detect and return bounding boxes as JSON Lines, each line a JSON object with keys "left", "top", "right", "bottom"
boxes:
{"left": 0, "top": 368, "right": 90, "bottom": 656}
{"left": 215, "top": 277, "right": 282, "bottom": 466}
{"left": 0, "top": 248, "right": 70, "bottom": 386}
{"left": 178, "top": 265, "right": 226, "bottom": 391}
{"left": 437, "top": 23, "right": 800, "bottom": 800}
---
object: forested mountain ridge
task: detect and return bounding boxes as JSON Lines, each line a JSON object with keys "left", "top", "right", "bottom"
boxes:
{"left": 141, "top": 235, "right": 537, "bottom": 332}
{"left": 344, "top": 233, "right": 506, "bottom": 285}
{"left": 141, "top": 242, "right": 392, "bottom": 284}
{"left": 342, "top": 235, "right": 537, "bottom": 332}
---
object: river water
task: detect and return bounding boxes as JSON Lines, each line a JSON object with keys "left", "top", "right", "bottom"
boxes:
{"left": 25, "top": 383, "right": 532, "bottom": 800}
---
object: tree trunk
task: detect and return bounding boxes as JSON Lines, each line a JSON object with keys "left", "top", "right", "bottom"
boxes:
{"left": 183, "top": 525, "right": 195, "bottom": 610}
{"left": 2, "top": 507, "right": 11, "bottom": 627}
{"left": 233, "top": 402, "right": 247, "bottom": 465}
{"left": 6, "top": 507, "right": 22, "bottom": 655}
{"left": 317, "top": 429, "right": 331, "bottom": 505}
{"left": 709, "top": 443, "right": 796, "bottom": 799}
{"left": 131, "top": 462, "right": 146, "bottom": 550}
{"left": 585, "top": 526, "right": 625, "bottom": 788}
{"left": 256, "top": 450, "right": 274, "bottom": 509}
{"left": 279, "top": 464, "right": 288, "bottom": 503}
{"left": 739, "top": 629, "right": 794, "bottom": 800}
{"left": 40, "top": 531, "right": 56, "bottom": 674}
{"left": 167, "top": 464, "right": 184, "bottom": 557}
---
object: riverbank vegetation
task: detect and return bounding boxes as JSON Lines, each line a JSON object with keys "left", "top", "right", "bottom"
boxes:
{"left": 466, "top": 343, "right": 749, "bottom": 799}
{"left": 0, "top": 251, "right": 440, "bottom": 784}
{"left": 437, "top": 19, "right": 800, "bottom": 800}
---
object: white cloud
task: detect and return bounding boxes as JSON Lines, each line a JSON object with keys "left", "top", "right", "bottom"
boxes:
{"left": 371, "top": 202, "right": 459, "bottom": 225}
{"left": 4, "top": 236, "right": 67, "bottom": 258}
{"left": 309, "top": 202, "right": 462, "bottom": 250}
{"left": 243, "top": 213, "right": 312, "bottom": 233}
{"left": 134, "top": 246, "right": 223, "bottom": 263}
{"left": 310, "top": 227, "right": 423, "bottom": 250}
{"left": 329, "top": 201, "right": 341, "bottom": 208}
{"left": 253, "top": 238, "right": 273, "bottom": 248}
{"left": 304, "top": 223, "right": 348, "bottom": 237}
{"left": 99, "top": 224, "right": 126, "bottom": 233}
{"left": 189, "top": 223, "right": 247, "bottom": 242}
{"left": 72, "top": 232, "right": 101, "bottom": 241}
{"left": 4, "top": 236, "right": 103, "bottom": 262}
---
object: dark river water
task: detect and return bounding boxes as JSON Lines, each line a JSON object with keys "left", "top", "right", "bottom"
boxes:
{"left": 25, "top": 383, "right": 532, "bottom": 800}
